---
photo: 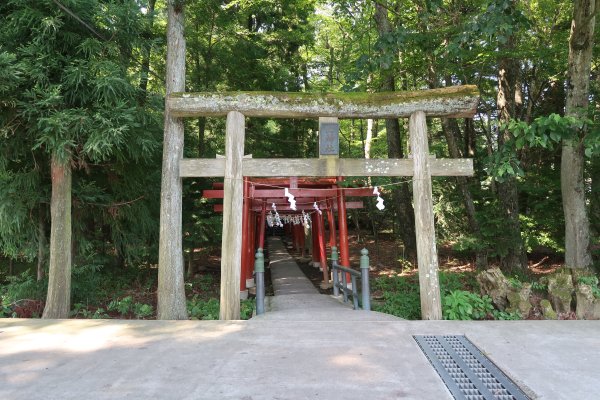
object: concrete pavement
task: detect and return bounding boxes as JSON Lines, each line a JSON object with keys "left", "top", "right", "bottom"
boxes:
{"left": 1, "top": 239, "right": 599, "bottom": 399}
{"left": 1, "top": 319, "right": 600, "bottom": 399}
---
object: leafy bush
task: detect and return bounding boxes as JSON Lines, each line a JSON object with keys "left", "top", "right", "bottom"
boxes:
{"left": 507, "top": 277, "right": 523, "bottom": 289}
{"left": 132, "top": 302, "right": 153, "bottom": 319}
{"left": 442, "top": 290, "right": 493, "bottom": 320}
{"left": 531, "top": 280, "right": 548, "bottom": 292}
{"left": 371, "top": 275, "right": 421, "bottom": 319}
{"left": 0, "top": 271, "right": 47, "bottom": 312}
{"left": 107, "top": 296, "right": 133, "bottom": 314}
{"left": 240, "top": 299, "right": 254, "bottom": 320}
{"left": 492, "top": 310, "right": 522, "bottom": 320}
{"left": 71, "top": 263, "right": 107, "bottom": 305}
{"left": 187, "top": 296, "right": 220, "bottom": 320}
{"left": 71, "top": 303, "right": 109, "bottom": 319}
{"left": 578, "top": 275, "right": 600, "bottom": 299}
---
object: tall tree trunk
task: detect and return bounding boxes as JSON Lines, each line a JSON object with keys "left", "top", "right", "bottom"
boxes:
{"left": 441, "top": 118, "right": 488, "bottom": 268}
{"left": 37, "top": 205, "right": 46, "bottom": 281}
{"left": 590, "top": 155, "right": 600, "bottom": 237}
{"left": 374, "top": 4, "right": 417, "bottom": 262}
{"left": 42, "top": 155, "right": 72, "bottom": 319}
{"left": 562, "top": 0, "right": 597, "bottom": 269}
{"left": 496, "top": 23, "right": 527, "bottom": 270}
{"left": 157, "top": 0, "right": 188, "bottom": 319}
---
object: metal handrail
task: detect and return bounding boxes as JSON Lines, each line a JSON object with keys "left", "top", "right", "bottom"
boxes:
{"left": 331, "top": 247, "right": 371, "bottom": 311}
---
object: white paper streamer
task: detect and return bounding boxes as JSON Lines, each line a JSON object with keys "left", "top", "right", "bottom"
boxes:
{"left": 373, "top": 186, "right": 385, "bottom": 210}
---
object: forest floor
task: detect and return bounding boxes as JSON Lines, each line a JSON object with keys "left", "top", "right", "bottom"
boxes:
{"left": 0, "top": 230, "right": 569, "bottom": 320}
{"left": 287, "top": 231, "right": 567, "bottom": 320}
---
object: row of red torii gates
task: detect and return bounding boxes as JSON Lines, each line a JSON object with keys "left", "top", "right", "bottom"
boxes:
{"left": 205, "top": 177, "right": 376, "bottom": 295}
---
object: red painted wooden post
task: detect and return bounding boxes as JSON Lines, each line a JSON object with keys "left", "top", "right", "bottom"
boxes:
{"left": 258, "top": 201, "right": 266, "bottom": 249}
{"left": 311, "top": 213, "right": 320, "bottom": 267}
{"left": 317, "top": 211, "right": 330, "bottom": 286}
{"left": 299, "top": 222, "right": 306, "bottom": 257}
{"left": 337, "top": 178, "right": 350, "bottom": 268}
{"left": 326, "top": 199, "right": 337, "bottom": 248}
{"left": 291, "top": 220, "right": 297, "bottom": 251}
{"left": 246, "top": 211, "right": 256, "bottom": 288}
{"left": 240, "top": 178, "right": 250, "bottom": 294}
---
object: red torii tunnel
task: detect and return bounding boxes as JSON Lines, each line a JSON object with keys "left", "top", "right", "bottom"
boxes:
{"left": 203, "top": 177, "right": 376, "bottom": 296}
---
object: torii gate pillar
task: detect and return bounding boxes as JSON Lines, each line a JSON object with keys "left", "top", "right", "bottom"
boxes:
{"left": 410, "top": 111, "right": 442, "bottom": 319}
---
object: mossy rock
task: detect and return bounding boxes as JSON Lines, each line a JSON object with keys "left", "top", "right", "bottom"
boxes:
{"left": 476, "top": 267, "right": 510, "bottom": 310}
{"left": 547, "top": 270, "right": 574, "bottom": 314}
{"left": 539, "top": 299, "right": 557, "bottom": 320}
{"left": 575, "top": 283, "right": 600, "bottom": 320}
{"left": 507, "top": 283, "right": 532, "bottom": 316}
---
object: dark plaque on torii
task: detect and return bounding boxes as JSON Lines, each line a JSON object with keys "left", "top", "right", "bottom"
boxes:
{"left": 319, "top": 117, "right": 339, "bottom": 156}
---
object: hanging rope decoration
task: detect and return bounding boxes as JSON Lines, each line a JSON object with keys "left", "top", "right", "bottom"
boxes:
{"left": 302, "top": 210, "right": 311, "bottom": 229}
{"left": 255, "top": 183, "right": 389, "bottom": 229}
{"left": 313, "top": 201, "right": 322, "bottom": 215}
{"left": 270, "top": 203, "right": 283, "bottom": 227}
{"left": 284, "top": 188, "right": 297, "bottom": 211}
{"left": 373, "top": 186, "right": 385, "bottom": 210}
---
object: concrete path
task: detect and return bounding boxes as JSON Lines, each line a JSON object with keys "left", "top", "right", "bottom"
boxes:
{"left": 260, "top": 236, "right": 400, "bottom": 321}
{"left": 1, "top": 319, "right": 600, "bottom": 399}
{"left": 2, "top": 240, "right": 599, "bottom": 399}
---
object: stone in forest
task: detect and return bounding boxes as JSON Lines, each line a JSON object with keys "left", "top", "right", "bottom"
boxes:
{"left": 575, "top": 284, "right": 600, "bottom": 320}
{"left": 507, "top": 283, "right": 532, "bottom": 317}
{"left": 547, "top": 270, "right": 574, "bottom": 314}
{"left": 476, "top": 268, "right": 510, "bottom": 310}
{"left": 539, "top": 299, "right": 557, "bottom": 320}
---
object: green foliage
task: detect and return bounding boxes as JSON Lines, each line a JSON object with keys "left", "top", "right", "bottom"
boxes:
{"left": 240, "top": 299, "right": 255, "bottom": 320}
{"left": 132, "top": 302, "right": 153, "bottom": 319}
{"left": 0, "top": 271, "right": 47, "bottom": 306}
{"left": 508, "top": 113, "right": 600, "bottom": 158}
{"left": 187, "top": 296, "right": 220, "bottom": 320}
{"left": 186, "top": 296, "right": 255, "bottom": 320}
{"left": 531, "top": 281, "right": 548, "bottom": 292}
{"left": 442, "top": 290, "right": 494, "bottom": 320}
{"left": 492, "top": 310, "right": 522, "bottom": 320}
{"left": 108, "top": 296, "right": 134, "bottom": 315}
{"left": 372, "top": 275, "right": 421, "bottom": 319}
{"left": 577, "top": 276, "right": 600, "bottom": 299}
{"left": 507, "top": 277, "right": 523, "bottom": 289}
{"left": 71, "top": 303, "right": 108, "bottom": 319}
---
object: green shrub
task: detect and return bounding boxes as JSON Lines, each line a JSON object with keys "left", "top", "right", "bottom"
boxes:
{"left": 71, "top": 303, "right": 109, "bottom": 319}
{"left": 107, "top": 296, "right": 133, "bottom": 314}
{"left": 578, "top": 275, "right": 600, "bottom": 299}
{"left": 132, "top": 303, "right": 153, "bottom": 319}
{"left": 371, "top": 275, "right": 421, "bottom": 319}
{"left": 187, "top": 296, "right": 220, "bottom": 320}
{"left": 492, "top": 310, "right": 522, "bottom": 320}
{"left": 442, "top": 290, "right": 493, "bottom": 320}
{"left": 240, "top": 299, "right": 254, "bottom": 320}
{"left": 1, "top": 271, "right": 47, "bottom": 307}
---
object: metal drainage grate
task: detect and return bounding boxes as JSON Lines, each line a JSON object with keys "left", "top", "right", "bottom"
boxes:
{"left": 413, "top": 335, "right": 529, "bottom": 400}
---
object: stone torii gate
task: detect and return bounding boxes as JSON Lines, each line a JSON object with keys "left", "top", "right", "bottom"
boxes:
{"left": 161, "top": 86, "right": 478, "bottom": 320}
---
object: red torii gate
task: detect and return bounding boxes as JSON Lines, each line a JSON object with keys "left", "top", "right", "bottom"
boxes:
{"left": 204, "top": 177, "right": 375, "bottom": 296}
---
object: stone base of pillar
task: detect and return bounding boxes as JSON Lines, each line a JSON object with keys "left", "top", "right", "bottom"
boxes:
{"left": 320, "top": 281, "right": 333, "bottom": 290}
{"left": 240, "top": 289, "right": 249, "bottom": 300}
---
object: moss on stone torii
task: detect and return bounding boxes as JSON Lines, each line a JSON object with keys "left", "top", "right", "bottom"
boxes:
{"left": 167, "top": 85, "right": 479, "bottom": 119}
